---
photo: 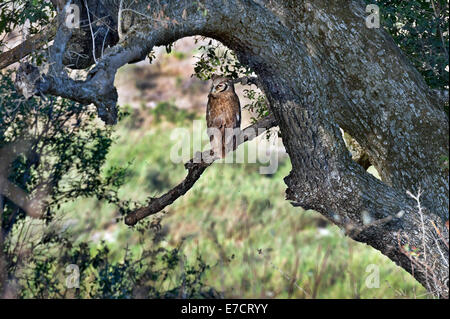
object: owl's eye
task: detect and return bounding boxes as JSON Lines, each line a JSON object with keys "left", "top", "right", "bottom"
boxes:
{"left": 216, "top": 83, "right": 227, "bottom": 91}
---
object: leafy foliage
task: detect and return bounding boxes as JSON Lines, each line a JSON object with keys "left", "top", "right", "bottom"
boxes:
{"left": 0, "top": 70, "right": 129, "bottom": 227}
{"left": 373, "top": 0, "right": 449, "bottom": 112}
{"left": 0, "top": 69, "right": 213, "bottom": 297}
{"left": 0, "top": 0, "right": 54, "bottom": 49}
{"left": 193, "top": 39, "right": 252, "bottom": 81}
{"left": 243, "top": 89, "right": 270, "bottom": 123}
{"left": 15, "top": 232, "right": 214, "bottom": 299}
{"left": 193, "top": 38, "right": 270, "bottom": 123}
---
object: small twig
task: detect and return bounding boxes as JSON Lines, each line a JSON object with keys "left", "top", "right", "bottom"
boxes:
{"left": 118, "top": 0, "right": 124, "bottom": 40}
{"left": 83, "top": 0, "right": 98, "bottom": 64}
{"left": 433, "top": 237, "right": 449, "bottom": 267}
{"left": 121, "top": 8, "right": 165, "bottom": 22}
{"left": 101, "top": 28, "right": 109, "bottom": 58}
{"left": 397, "top": 231, "right": 447, "bottom": 297}
{"left": 430, "top": 220, "right": 449, "bottom": 249}
{"left": 407, "top": 189, "right": 430, "bottom": 292}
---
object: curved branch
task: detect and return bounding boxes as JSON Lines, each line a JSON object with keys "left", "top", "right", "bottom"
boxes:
{"left": 124, "top": 113, "right": 278, "bottom": 226}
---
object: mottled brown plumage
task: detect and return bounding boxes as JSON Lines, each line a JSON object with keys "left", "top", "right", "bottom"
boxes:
{"left": 206, "top": 76, "right": 241, "bottom": 158}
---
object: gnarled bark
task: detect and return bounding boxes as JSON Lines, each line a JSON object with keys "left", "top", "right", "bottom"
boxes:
{"left": 10, "top": 0, "right": 449, "bottom": 297}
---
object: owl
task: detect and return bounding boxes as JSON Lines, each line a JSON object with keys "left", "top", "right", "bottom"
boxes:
{"left": 206, "top": 76, "right": 241, "bottom": 158}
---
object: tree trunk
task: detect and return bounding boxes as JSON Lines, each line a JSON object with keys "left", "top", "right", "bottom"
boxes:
{"left": 13, "top": 0, "right": 449, "bottom": 297}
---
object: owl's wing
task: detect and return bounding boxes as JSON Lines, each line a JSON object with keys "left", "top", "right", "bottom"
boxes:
{"left": 206, "top": 99, "right": 225, "bottom": 152}
{"left": 222, "top": 93, "right": 241, "bottom": 153}
{"left": 206, "top": 100, "right": 212, "bottom": 128}
{"left": 227, "top": 92, "right": 241, "bottom": 129}
{"left": 235, "top": 94, "right": 241, "bottom": 129}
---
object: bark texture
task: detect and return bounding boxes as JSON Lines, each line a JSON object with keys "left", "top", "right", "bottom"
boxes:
{"left": 12, "top": 0, "right": 449, "bottom": 297}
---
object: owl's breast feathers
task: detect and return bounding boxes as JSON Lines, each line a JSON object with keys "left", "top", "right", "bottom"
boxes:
{"left": 206, "top": 91, "right": 241, "bottom": 129}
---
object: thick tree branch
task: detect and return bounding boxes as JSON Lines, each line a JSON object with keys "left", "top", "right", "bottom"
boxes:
{"left": 14, "top": 3, "right": 140, "bottom": 124}
{"left": 233, "top": 76, "right": 261, "bottom": 87}
{"left": 0, "top": 21, "right": 57, "bottom": 70}
{"left": 124, "top": 113, "right": 278, "bottom": 226}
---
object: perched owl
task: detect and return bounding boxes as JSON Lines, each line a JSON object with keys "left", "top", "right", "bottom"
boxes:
{"left": 206, "top": 76, "right": 241, "bottom": 158}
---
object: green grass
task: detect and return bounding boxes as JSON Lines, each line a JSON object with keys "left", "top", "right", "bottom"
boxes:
{"left": 58, "top": 107, "right": 427, "bottom": 299}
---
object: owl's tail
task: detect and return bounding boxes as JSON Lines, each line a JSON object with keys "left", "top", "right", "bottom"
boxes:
{"left": 222, "top": 127, "right": 240, "bottom": 158}
{"left": 210, "top": 126, "right": 240, "bottom": 159}
{"left": 216, "top": 125, "right": 226, "bottom": 158}
{"left": 215, "top": 126, "right": 229, "bottom": 158}
{"left": 208, "top": 126, "right": 225, "bottom": 159}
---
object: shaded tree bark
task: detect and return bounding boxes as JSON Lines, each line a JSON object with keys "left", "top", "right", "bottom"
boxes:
{"left": 11, "top": 0, "right": 449, "bottom": 297}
